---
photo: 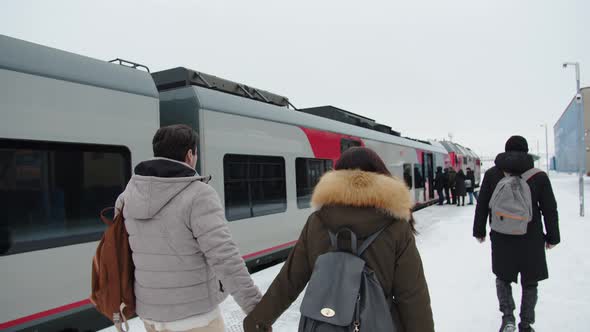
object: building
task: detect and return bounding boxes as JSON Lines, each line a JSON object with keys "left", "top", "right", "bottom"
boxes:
{"left": 554, "top": 87, "right": 590, "bottom": 175}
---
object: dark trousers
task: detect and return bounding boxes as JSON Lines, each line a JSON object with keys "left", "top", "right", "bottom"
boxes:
{"left": 451, "top": 187, "right": 457, "bottom": 204}
{"left": 456, "top": 195, "right": 464, "bottom": 206}
{"left": 444, "top": 187, "right": 451, "bottom": 204}
{"left": 496, "top": 278, "right": 538, "bottom": 329}
{"left": 436, "top": 189, "right": 444, "bottom": 204}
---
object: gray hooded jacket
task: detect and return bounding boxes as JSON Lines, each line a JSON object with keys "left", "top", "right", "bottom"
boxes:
{"left": 115, "top": 158, "right": 261, "bottom": 322}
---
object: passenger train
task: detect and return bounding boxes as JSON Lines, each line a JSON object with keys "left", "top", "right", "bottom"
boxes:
{"left": 0, "top": 35, "right": 480, "bottom": 331}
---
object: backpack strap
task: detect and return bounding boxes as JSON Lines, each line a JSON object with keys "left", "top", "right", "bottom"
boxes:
{"left": 357, "top": 226, "right": 388, "bottom": 257}
{"left": 100, "top": 207, "right": 115, "bottom": 226}
{"left": 328, "top": 228, "right": 358, "bottom": 255}
{"left": 521, "top": 168, "right": 543, "bottom": 181}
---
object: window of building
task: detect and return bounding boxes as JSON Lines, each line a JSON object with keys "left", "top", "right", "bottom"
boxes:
{"left": 340, "top": 138, "right": 361, "bottom": 153}
{"left": 403, "top": 163, "right": 413, "bottom": 189}
{"left": 296, "top": 158, "right": 333, "bottom": 208}
{"left": 223, "top": 154, "right": 287, "bottom": 221}
{"left": 0, "top": 139, "right": 131, "bottom": 255}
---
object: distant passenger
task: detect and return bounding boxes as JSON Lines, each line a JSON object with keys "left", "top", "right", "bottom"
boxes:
{"left": 434, "top": 166, "right": 445, "bottom": 205}
{"left": 455, "top": 169, "right": 467, "bottom": 206}
{"left": 243, "top": 147, "right": 434, "bottom": 332}
{"left": 447, "top": 167, "right": 457, "bottom": 204}
{"left": 473, "top": 136, "right": 560, "bottom": 332}
{"left": 443, "top": 167, "right": 452, "bottom": 204}
{"left": 466, "top": 167, "right": 476, "bottom": 205}
{"left": 115, "top": 125, "right": 261, "bottom": 332}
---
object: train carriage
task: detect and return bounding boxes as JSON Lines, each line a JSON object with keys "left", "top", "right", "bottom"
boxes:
{"left": 1, "top": 35, "right": 469, "bottom": 331}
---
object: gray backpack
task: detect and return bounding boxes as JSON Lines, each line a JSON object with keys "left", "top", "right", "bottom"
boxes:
{"left": 298, "top": 227, "right": 397, "bottom": 332}
{"left": 489, "top": 168, "right": 542, "bottom": 235}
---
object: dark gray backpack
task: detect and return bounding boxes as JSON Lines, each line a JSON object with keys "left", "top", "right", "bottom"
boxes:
{"left": 298, "top": 227, "right": 397, "bottom": 332}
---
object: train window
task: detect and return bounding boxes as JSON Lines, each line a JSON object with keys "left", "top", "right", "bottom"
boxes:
{"left": 0, "top": 139, "right": 131, "bottom": 255}
{"left": 340, "top": 138, "right": 361, "bottom": 153}
{"left": 223, "top": 154, "right": 287, "bottom": 221}
{"left": 296, "top": 158, "right": 333, "bottom": 208}
{"left": 403, "top": 163, "right": 413, "bottom": 189}
{"left": 413, "top": 165, "right": 425, "bottom": 189}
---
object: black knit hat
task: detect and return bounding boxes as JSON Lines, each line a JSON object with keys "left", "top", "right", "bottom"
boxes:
{"left": 505, "top": 135, "right": 529, "bottom": 152}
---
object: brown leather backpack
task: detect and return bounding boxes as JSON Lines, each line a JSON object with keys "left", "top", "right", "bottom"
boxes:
{"left": 90, "top": 205, "right": 135, "bottom": 332}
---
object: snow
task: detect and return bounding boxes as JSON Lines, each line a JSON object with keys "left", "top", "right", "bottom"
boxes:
{"left": 101, "top": 172, "right": 590, "bottom": 332}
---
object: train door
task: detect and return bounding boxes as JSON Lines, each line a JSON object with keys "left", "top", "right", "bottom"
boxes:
{"left": 422, "top": 152, "right": 435, "bottom": 200}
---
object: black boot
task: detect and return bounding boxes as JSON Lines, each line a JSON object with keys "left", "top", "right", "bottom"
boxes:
{"left": 518, "top": 282, "right": 538, "bottom": 332}
{"left": 496, "top": 279, "right": 516, "bottom": 332}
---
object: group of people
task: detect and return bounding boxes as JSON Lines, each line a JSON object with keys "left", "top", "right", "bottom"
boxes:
{"left": 434, "top": 165, "right": 477, "bottom": 206}
{"left": 112, "top": 126, "right": 559, "bottom": 332}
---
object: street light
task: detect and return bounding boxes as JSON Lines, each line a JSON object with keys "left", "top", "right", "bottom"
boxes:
{"left": 540, "top": 124, "right": 549, "bottom": 174}
{"left": 563, "top": 62, "right": 585, "bottom": 217}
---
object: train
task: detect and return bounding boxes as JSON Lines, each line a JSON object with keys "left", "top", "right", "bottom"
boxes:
{"left": 0, "top": 34, "right": 480, "bottom": 331}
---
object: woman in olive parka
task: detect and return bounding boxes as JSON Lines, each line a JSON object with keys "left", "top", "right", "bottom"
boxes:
{"left": 244, "top": 147, "right": 434, "bottom": 332}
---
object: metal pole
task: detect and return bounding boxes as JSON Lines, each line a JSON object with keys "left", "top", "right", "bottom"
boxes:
{"left": 537, "top": 139, "right": 540, "bottom": 168}
{"left": 575, "top": 64, "right": 585, "bottom": 217}
{"left": 564, "top": 62, "right": 585, "bottom": 217}
{"left": 545, "top": 124, "right": 550, "bottom": 173}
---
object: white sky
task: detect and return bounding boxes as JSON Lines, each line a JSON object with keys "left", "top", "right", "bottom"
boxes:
{"left": 1, "top": 0, "right": 588, "bottom": 157}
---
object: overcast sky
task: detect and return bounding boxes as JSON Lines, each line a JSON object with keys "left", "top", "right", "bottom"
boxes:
{"left": 2, "top": 0, "right": 588, "bottom": 158}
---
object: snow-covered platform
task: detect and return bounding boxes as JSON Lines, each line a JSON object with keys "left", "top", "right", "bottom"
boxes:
{"left": 102, "top": 173, "right": 590, "bottom": 332}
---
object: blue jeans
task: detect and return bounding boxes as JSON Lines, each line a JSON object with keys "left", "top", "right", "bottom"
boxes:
{"left": 468, "top": 192, "right": 474, "bottom": 204}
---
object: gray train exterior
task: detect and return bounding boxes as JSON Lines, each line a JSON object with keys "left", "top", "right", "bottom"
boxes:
{"left": 1, "top": 35, "right": 452, "bottom": 331}
{"left": 438, "top": 140, "right": 481, "bottom": 187}
{"left": 554, "top": 87, "right": 590, "bottom": 175}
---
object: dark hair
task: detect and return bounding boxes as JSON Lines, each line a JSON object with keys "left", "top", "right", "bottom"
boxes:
{"left": 152, "top": 125, "right": 199, "bottom": 162}
{"left": 335, "top": 147, "right": 391, "bottom": 176}
{"left": 334, "top": 147, "right": 416, "bottom": 233}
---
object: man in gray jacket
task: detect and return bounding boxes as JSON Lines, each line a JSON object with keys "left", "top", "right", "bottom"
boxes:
{"left": 115, "top": 124, "right": 261, "bottom": 332}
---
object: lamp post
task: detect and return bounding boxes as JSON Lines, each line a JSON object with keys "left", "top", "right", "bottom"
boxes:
{"left": 545, "top": 124, "right": 550, "bottom": 174}
{"left": 537, "top": 139, "right": 540, "bottom": 168}
{"left": 563, "top": 62, "right": 585, "bottom": 217}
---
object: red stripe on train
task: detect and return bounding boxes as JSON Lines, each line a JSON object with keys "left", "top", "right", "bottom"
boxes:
{"left": 299, "top": 127, "right": 364, "bottom": 162}
{"left": 0, "top": 299, "right": 92, "bottom": 329}
{"left": 243, "top": 240, "right": 298, "bottom": 260}
{"left": 0, "top": 241, "right": 298, "bottom": 329}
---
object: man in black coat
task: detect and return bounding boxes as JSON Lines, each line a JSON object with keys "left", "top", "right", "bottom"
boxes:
{"left": 455, "top": 169, "right": 467, "bottom": 206}
{"left": 448, "top": 167, "right": 457, "bottom": 204}
{"left": 443, "top": 167, "right": 451, "bottom": 204}
{"left": 434, "top": 166, "right": 445, "bottom": 205}
{"left": 473, "top": 136, "right": 560, "bottom": 332}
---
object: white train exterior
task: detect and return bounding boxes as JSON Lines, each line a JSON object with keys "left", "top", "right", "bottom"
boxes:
{"left": 0, "top": 35, "right": 472, "bottom": 331}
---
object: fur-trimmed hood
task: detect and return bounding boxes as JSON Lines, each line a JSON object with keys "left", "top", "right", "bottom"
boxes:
{"left": 312, "top": 170, "right": 413, "bottom": 222}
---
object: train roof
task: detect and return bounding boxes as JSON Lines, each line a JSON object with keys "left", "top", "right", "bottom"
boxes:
{"left": 174, "top": 84, "right": 448, "bottom": 154}
{"left": 439, "top": 140, "right": 459, "bottom": 153}
{"left": 438, "top": 140, "right": 478, "bottom": 158}
{"left": 0, "top": 34, "right": 159, "bottom": 98}
{"left": 152, "top": 67, "right": 290, "bottom": 108}
{"left": 464, "top": 147, "right": 480, "bottom": 159}
{"left": 298, "top": 106, "right": 401, "bottom": 137}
